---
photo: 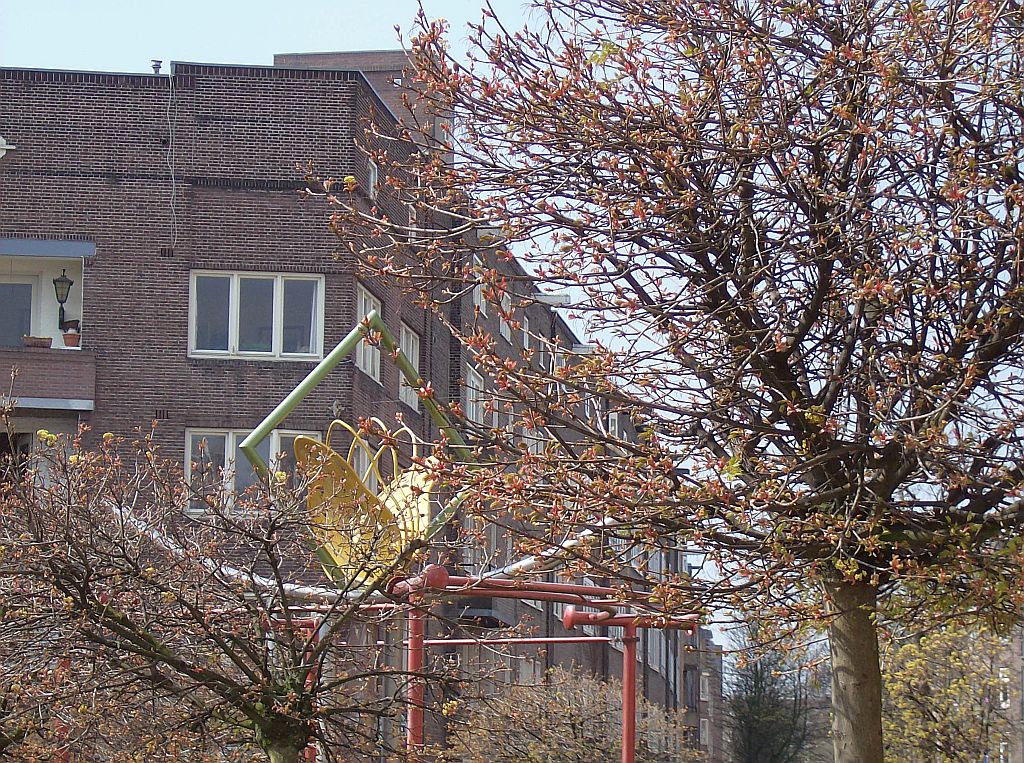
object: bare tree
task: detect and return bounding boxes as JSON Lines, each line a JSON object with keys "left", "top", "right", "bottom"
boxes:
{"left": 0, "top": 428, "right": 444, "bottom": 762}
{"left": 728, "top": 628, "right": 828, "bottom": 763}
{"left": 329, "top": 1, "right": 1024, "bottom": 760}
{"left": 439, "top": 667, "right": 703, "bottom": 762}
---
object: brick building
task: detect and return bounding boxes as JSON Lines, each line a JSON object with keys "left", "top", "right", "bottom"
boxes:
{"left": 0, "top": 53, "right": 722, "bottom": 758}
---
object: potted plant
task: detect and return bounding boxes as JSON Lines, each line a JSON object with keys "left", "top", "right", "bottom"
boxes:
{"left": 22, "top": 335, "right": 52, "bottom": 349}
{"left": 60, "top": 319, "right": 81, "bottom": 348}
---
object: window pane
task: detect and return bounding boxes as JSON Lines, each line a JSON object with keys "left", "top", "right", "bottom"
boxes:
{"left": 194, "top": 276, "right": 230, "bottom": 351}
{"left": 351, "top": 445, "right": 379, "bottom": 494}
{"left": 189, "top": 433, "right": 227, "bottom": 508}
{"left": 399, "top": 324, "right": 420, "bottom": 408}
{"left": 0, "top": 283, "right": 32, "bottom": 347}
{"left": 466, "top": 368, "right": 485, "bottom": 424}
{"left": 275, "top": 434, "right": 300, "bottom": 488}
{"left": 282, "top": 279, "right": 317, "bottom": 354}
{"left": 234, "top": 435, "right": 271, "bottom": 495}
{"left": 238, "top": 278, "right": 274, "bottom": 352}
{"left": 355, "top": 286, "right": 382, "bottom": 380}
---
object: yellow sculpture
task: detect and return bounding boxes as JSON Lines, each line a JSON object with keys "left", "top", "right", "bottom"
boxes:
{"left": 293, "top": 418, "right": 435, "bottom": 587}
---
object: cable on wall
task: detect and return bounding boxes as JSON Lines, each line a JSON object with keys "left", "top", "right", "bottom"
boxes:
{"left": 165, "top": 62, "right": 178, "bottom": 248}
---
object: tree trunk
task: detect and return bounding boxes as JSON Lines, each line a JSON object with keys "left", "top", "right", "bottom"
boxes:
{"left": 825, "top": 580, "right": 884, "bottom": 763}
{"left": 263, "top": 739, "right": 304, "bottom": 763}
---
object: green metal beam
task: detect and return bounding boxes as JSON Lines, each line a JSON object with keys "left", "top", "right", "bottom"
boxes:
{"left": 239, "top": 310, "right": 471, "bottom": 479}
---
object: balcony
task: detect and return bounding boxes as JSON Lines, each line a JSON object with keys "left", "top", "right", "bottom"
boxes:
{"left": 0, "top": 346, "right": 95, "bottom": 412}
{"left": 0, "top": 241, "right": 93, "bottom": 412}
{"left": 1, "top": 243, "right": 88, "bottom": 352}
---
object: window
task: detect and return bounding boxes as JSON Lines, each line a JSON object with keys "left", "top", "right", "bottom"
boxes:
{"left": 399, "top": 323, "right": 421, "bottom": 410}
{"left": 0, "top": 278, "right": 34, "bottom": 347}
{"left": 189, "top": 272, "right": 323, "bottom": 359}
{"left": 350, "top": 443, "right": 380, "bottom": 495}
{"left": 185, "top": 429, "right": 316, "bottom": 511}
{"left": 522, "top": 314, "right": 531, "bottom": 352}
{"left": 523, "top": 427, "right": 547, "bottom": 457}
{"left": 499, "top": 292, "right": 512, "bottom": 342}
{"left": 464, "top": 367, "right": 486, "bottom": 425}
{"left": 608, "top": 411, "right": 622, "bottom": 439}
{"left": 699, "top": 718, "right": 709, "bottom": 748}
{"left": 472, "top": 255, "right": 487, "bottom": 317}
{"left": 0, "top": 432, "right": 32, "bottom": 483}
{"left": 1000, "top": 666, "right": 1011, "bottom": 709}
{"left": 684, "top": 666, "right": 699, "bottom": 709}
{"left": 355, "top": 285, "right": 382, "bottom": 382}
{"left": 700, "top": 671, "right": 710, "bottom": 702}
{"left": 368, "top": 158, "right": 380, "bottom": 200}
{"left": 549, "top": 343, "right": 567, "bottom": 397}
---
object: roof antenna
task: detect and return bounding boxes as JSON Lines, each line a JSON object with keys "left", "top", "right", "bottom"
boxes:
{"left": 151, "top": 60, "right": 162, "bottom": 74}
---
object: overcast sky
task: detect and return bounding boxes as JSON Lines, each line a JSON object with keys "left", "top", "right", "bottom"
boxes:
{"left": 0, "top": 0, "right": 530, "bottom": 72}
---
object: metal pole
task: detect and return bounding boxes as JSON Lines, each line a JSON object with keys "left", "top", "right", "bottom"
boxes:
{"left": 407, "top": 604, "right": 426, "bottom": 756}
{"left": 622, "top": 624, "right": 637, "bottom": 763}
{"left": 240, "top": 311, "right": 471, "bottom": 479}
{"left": 240, "top": 319, "right": 370, "bottom": 477}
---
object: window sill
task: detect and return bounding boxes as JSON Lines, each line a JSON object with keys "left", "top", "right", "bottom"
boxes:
{"left": 188, "top": 351, "right": 323, "bottom": 363}
{"left": 354, "top": 366, "right": 384, "bottom": 387}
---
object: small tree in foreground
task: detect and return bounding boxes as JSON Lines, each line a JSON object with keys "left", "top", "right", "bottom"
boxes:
{"left": 0, "top": 429, "right": 441, "bottom": 762}
{"left": 439, "top": 667, "right": 703, "bottom": 763}
{"left": 333, "top": 1, "right": 1024, "bottom": 760}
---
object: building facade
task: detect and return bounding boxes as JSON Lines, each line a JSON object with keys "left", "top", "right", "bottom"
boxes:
{"left": 0, "top": 53, "right": 722, "bottom": 759}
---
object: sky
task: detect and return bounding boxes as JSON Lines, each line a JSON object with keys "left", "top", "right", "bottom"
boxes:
{"left": 0, "top": 0, "right": 531, "bottom": 72}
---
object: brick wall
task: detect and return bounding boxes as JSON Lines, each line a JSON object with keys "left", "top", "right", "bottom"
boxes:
{"left": 0, "top": 62, "right": 451, "bottom": 463}
{"left": 0, "top": 347, "right": 95, "bottom": 403}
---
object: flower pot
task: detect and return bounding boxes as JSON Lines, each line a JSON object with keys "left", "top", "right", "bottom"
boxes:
{"left": 63, "top": 332, "right": 80, "bottom": 348}
{"left": 22, "top": 335, "right": 52, "bottom": 349}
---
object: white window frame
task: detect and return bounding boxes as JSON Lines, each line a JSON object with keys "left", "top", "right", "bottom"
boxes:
{"left": 549, "top": 342, "right": 567, "bottom": 397}
{"left": 368, "top": 157, "right": 380, "bottom": 200}
{"left": 355, "top": 285, "right": 382, "bottom": 382}
{"left": 0, "top": 275, "right": 39, "bottom": 343}
{"left": 522, "top": 314, "right": 531, "bottom": 352}
{"left": 523, "top": 427, "right": 547, "bottom": 457}
{"left": 464, "top": 366, "right": 486, "bottom": 425}
{"left": 188, "top": 271, "right": 324, "bottom": 361}
{"left": 184, "top": 428, "right": 317, "bottom": 512}
{"left": 699, "top": 718, "right": 709, "bottom": 747}
{"left": 472, "top": 255, "right": 488, "bottom": 317}
{"left": 700, "top": 671, "right": 710, "bottom": 702}
{"left": 350, "top": 443, "right": 380, "bottom": 495}
{"left": 608, "top": 410, "right": 622, "bottom": 438}
{"left": 499, "top": 292, "right": 512, "bottom": 342}
{"left": 461, "top": 510, "right": 488, "bottom": 574}
{"left": 399, "top": 323, "right": 421, "bottom": 410}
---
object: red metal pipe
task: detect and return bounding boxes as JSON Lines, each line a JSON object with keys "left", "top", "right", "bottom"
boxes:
{"left": 420, "top": 636, "right": 612, "bottom": 646}
{"left": 394, "top": 569, "right": 694, "bottom": 623}
{"left": 303, "top": 620, "right": 321, "bottom": 763}
{"left": 621, "top": 624, "right": 637, "bottom": 763}
{"left": 391, "top": 564, "right": 451, "bottom": 595}
{"left": 561, "top": 604, "right": 697, "bottom": 632}
{"left": 445, "top": 586, "right": 622, "bottom": 612}
{"left": 445, "top": 574, "right": 630, "bottom": 599}
{"left": 406, "top": 605, "right": 426, "bottom": 756}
